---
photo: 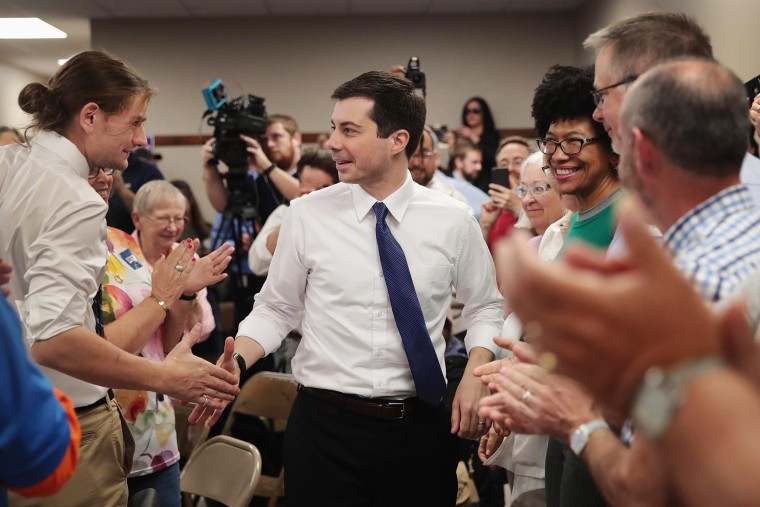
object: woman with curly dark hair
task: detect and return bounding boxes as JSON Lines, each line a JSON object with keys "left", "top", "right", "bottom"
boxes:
{"left": 532, "top": 64, "right": 621, "bottom": 252}
{"left": 455, "top": 96, "right": 500, "bottom": 192}
{"left": 531, "top": 64, "right": 621, "bottom": 507}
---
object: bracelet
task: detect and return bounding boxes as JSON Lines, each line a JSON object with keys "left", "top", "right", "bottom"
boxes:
{"left": 179, "top": 292, "right": 197, "bottom": 301}
{"left": 263, "top": 163, "right": 276, "bottom": 176}
{"left": 149, "top": 294, "right": 170, "bottom": 313}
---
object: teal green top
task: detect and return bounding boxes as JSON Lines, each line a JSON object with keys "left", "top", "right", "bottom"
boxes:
{"left": 560, "top": 189, "right": 622, "bottom": 255}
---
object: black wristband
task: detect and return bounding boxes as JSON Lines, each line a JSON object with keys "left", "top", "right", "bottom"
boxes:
{"left": 232, "top": 351, "right": 247, "bottom": 375}
{"left": 263, "top": 163, "right": 276, "bottom": 176}
{"left": 179, "top": 292, "right": 197, "bottom": 301}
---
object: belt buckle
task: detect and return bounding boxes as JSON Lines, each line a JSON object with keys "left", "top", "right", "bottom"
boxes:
{"left": 383, "top": 401, "right": 405, "bottom": 420}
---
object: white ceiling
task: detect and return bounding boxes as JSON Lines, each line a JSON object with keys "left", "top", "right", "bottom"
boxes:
{"left": 0, "top": 0, "right": 586, "bottom": 76}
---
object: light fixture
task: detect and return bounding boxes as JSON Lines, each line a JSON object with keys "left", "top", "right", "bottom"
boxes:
{"left": 0, "top": 18, "right": 66, "bottom": 39}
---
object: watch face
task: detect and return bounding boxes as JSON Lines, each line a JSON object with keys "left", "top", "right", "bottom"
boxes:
{"left": 570, "top": 427, "right": 586, "bottom": 455}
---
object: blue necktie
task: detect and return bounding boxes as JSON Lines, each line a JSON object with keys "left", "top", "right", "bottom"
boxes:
{"left": 373, "top": 202, "right": 446, "bottom": 406}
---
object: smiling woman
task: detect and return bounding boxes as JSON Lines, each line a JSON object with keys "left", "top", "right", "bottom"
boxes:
{"left": 529, "top": 63, "right": 623, "bottom": 507}
{"left": 532, "top": 64, "right": 622, "bottom": 252}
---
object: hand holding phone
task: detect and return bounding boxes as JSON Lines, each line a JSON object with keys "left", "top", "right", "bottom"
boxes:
{"left": 491, "top": 166, "right": 511, "bottom": 189}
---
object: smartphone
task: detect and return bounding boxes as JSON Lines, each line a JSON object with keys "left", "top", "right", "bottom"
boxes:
{"left": 491, "top": 166, "right": 511, "bottom": 188}
{"left": 745, "top": 73, "right": 760, "bottom": 105}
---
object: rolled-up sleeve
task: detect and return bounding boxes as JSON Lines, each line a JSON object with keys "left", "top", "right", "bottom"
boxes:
{"left": 237, "top": 205, "right": 306, "bottom": 354}
{"left": 23, "top": 198, "right": 107, "bottom": 342}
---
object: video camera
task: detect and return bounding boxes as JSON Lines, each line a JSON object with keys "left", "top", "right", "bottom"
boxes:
{"left": 202, "top": 79, "right": 268, "bottom": 170}
{"left": 405, "top": 56, "right": 426, "bottom": 97}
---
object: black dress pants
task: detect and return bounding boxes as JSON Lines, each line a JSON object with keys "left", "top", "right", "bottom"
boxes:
{"left": 284, "top": 390, "right": 459, "bottom": 507}
{"left": 545, "top": 438, "right": 608, "bottom": 507}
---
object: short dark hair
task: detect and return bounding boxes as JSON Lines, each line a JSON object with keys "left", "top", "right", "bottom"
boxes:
{"left": 331, "top": 71, "right": 426, "bottom": 159}
{"left": 296, "top": 148, "right": 339, "bottom": 183}
{"left": 621, "top": 59, "right": 747, "bottom": 177}
{"left": 584, "top": 12, "right": 713, "bottom": 81}
{"left": 18, "top": 50, "right": 154, "bottom": 137}
{"left": 531, "top": 64, "right": 609, "bottom": 145}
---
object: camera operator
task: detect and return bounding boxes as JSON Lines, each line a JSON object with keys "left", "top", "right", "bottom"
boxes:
{"left": 202, "top": 114, "right": 302, "bottom": 219}
{"left": 201, "top": 114, "right": 303, "bottom": 328}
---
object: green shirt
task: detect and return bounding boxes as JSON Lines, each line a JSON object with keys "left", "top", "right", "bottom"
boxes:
{"left": 560, "top": 190, "right": 622, "bottom": 254}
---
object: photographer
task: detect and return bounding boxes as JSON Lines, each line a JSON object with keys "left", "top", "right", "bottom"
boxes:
{"left": 201, "top": 114, "right": 303, "bottom": 328}
{"left": 202, "top": 114, "right": 302, "bottom": 220}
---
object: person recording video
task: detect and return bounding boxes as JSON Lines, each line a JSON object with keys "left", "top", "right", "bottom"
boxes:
{"left": 201, "top": 113, "right": 303, "bottom": 327}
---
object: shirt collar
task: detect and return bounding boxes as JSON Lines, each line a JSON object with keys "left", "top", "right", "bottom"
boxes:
{"left": 32, "top": 130, "right": 91, "bottom": 180}
{"left": 664, "top": 184, "right": 754, "bottom": 249}
{"left": 350, "top": 172, "right": 415, "bottom": 223}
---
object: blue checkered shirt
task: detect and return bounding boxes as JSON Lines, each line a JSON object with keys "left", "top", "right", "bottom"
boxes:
{"left": 665, "top": 184, "right": 760, "bottom": 302}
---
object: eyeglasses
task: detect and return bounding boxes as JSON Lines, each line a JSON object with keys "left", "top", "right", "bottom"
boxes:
{"left": 537, "top": 137, "right": 600, "bottom": 156}
{"left": 465, "top": 107, "right": 482, "bottom": 114}
{"left": 515, "top": 183, "right": 552, "bottom": 199}
{"left": 410, "top": 150, "right": 435, "bottom": 161}
{"left": 590, "top": 75, "right": 638, "bottom": 108}
{"left": 542, "top": 165, "right": 554, "bottom": 179}
{"left": 88, "top": 167, "right": 116, "bottom": 179}
{"left": 145, "top": 215, "right": 185, "bottom": 227}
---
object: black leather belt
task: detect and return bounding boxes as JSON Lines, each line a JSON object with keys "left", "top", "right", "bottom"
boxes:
{"left": 298, "top": 385, "right": 429, "bottom": 420}
{"left": 75, "top": 389, "right": 115, "bottom": 415}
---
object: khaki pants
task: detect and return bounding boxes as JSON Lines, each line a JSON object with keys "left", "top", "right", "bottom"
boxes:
{"left": 10, "top": 392, "right": 135, "bottom": 507}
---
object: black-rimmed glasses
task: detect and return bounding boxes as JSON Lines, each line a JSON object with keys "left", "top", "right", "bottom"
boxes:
{"left": 88, "top": 167, "right": 116, "bottom": 179}
{"left": 591, "top": 75, "right": 638, "bottom": 108}
{"left": 536, "top": 137, "right": 600, "bottom": 156}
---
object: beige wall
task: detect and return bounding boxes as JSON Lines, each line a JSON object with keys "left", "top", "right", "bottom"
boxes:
{"left": 0, "top": 63, "right": 42, "bottom": 131}
{"left": 577, "top": 0, "right": 757, "bottom": 79}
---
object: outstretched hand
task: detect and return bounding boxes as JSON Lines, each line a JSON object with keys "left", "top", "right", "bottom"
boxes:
{"left": 188, "top": 336, "right": 238, "bottom": 427}
{"left": 163, "top": 326, "right": 238, "bottom": 412}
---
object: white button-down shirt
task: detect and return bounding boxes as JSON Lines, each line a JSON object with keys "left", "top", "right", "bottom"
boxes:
{"left": 0, "top": 130, "right": 108, "bottom": 406}
{"left": 238, "top": 173, "right": 504, "bottom": 398}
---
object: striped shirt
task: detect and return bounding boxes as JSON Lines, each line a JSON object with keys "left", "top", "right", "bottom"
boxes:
{"left": 665, "top": 184, "right": 760, "bottom": 302}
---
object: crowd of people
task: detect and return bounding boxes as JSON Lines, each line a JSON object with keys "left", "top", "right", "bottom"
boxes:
{"left": 1, "top": 9, "right": 760, "bottom": 507}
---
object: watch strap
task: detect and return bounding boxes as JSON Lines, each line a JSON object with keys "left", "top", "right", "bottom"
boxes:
{"left": 179, "top": 292, "right": 197, "bottom": 301}
{"left": 232, "top": 351, "right": 247, "bottom": 376}
{"left": 570, "top": 418, "right": 609, "bottom": 456}
{"left": 632, "top": 356, "right": 724, "bottom": 441}
{"left": 263, "top": 163, "right": 276, "bottom": 176}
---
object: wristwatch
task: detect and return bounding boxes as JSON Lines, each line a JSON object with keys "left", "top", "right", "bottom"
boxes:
{"left": 232, "top": 351, "right": 247, "bottom": 376}
{"left": 263, "top": 163, "right": 277, "bottom": 176}
{"left": 632, "top": 356, "right": 724, "bottom": 441}
{"left": 570, "top": 419, "right": 609, "bottom": 456}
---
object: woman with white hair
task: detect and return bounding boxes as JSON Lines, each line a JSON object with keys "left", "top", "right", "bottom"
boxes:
{"left": 98, "top": 178, "right": 232, "bottom": 506}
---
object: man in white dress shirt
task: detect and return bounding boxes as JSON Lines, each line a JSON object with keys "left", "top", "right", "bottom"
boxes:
{"left": 194, "top": 71, "right": 504, "bottom": 506}
{"left": 0, "top": 50, "right": 238, "bottom": 507}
